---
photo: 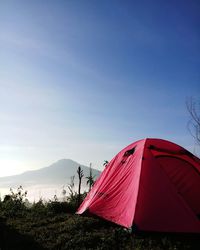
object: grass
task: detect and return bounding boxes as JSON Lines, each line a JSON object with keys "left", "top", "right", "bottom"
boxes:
{"left": 0, "top": 187, "right": 199, "bottom": 249}
{"left": 1, "top": 211, "right": 199, "bottom": 250}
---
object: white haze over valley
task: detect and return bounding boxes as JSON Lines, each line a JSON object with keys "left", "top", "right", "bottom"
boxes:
{"left": 0, "top": 184, "right": 85, "bottom": 202}
{"left": 0, "top": 159, "right": 101, "bottom": 202}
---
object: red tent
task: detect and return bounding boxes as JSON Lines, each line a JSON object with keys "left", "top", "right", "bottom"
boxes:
{"left": 77, "top": 138, "right": 200, "bottom": 233}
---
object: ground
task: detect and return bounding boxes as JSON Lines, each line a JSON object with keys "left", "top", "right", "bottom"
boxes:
{"left": 0, "top": 212, "right": 199, "bottom": 250}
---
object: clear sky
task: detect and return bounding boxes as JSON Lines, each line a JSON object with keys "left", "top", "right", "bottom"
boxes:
{"left": 0, "top": 0, "right": 199, "bottom": 177}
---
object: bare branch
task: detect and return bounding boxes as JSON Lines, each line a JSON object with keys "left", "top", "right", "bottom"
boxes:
{"left": 186, "top": 97, "right": 200, "bottom": 145}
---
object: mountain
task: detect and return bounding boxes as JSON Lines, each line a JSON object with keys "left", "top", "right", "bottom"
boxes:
{"left": 0, "top": 159, "right": 101, "bottom": 201}
{"left": 0, "top": 159, "right": 101, "bottom": 187}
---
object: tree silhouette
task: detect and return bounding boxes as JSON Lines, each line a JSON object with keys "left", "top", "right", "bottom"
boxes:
{"left": 67, "top": 175, "right": 75, "bottom": 198}
{"left": 77, "top": 166, "right": 84, "bottom": 206}
{"left": 86, "top": 163, "right": 95, "bottom": 192}
{"left": 103, "top": 160, "right": 109, "bottom": 167}
{"left": 186, "top": 97, "right": 200, "bottom": 146}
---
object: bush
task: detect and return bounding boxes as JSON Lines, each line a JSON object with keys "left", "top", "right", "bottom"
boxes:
{"left": 66, "top": 191, "right": 87, "bottom": 211}
{"left": 30, "top": 199, "right": 48, "bottom": 217}
{"left": 0, "top": 186, "right": 28, "bottom": 218}
{"left": 46, "top": 201, "right": 72, "bottom": 214}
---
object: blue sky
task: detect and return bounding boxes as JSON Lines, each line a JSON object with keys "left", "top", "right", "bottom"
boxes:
{"left": 0, "top": 0, "right": 199, "bottom": 176}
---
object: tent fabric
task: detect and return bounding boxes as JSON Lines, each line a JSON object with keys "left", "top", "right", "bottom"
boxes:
{"left": 77, "top": 138, "right": 200, "bottom": 233}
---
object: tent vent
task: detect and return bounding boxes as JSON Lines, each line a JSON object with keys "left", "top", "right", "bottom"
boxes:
{"left": 124, "top": 147, "right": 136, "bottom": 157}
{"left": 121, "top": 147, "right": 136, "bottom": 164}
{"left": 148, "top": 145, "right": 194, "bottom": 157}
{"left": 148, "top": 145, "right": 155, "bottom": 150}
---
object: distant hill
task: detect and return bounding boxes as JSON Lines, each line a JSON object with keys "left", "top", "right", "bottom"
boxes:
{"left": 0, "top": 159, "right": 101, "bottom": 187}
{"left": 0, "top": 159, "right": 101, "bottom": 201}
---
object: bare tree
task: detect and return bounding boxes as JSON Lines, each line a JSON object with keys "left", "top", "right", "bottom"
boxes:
{"left": 77, "top": 166, "right": 84, "bottom": 206}
{"left": 68, "top": 175, "right": 75, "bottom": 197}
{"left": 186, "top": 97, "right": 200, "bottom": 146}
{"left": 63, "top": 175, "right": 76, "bottom": 202}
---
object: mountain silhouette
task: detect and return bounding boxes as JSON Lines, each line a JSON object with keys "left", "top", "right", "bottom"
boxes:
{"left": 0, "top": 159, "right": 101, "bottom": 200}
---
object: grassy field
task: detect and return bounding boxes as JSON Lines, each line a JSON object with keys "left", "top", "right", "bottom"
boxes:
{"left": 1, "top": 210, "right": 200, "bottom": 249}
{"left": 0, "top": 188, "right": 199, "bottom": 249}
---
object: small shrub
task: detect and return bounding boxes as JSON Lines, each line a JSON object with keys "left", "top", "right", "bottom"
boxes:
{"left": 46, "top": 201, "right": 67, "bottom": 214}
{"left": 1, "top": 186, "right": 28, "bottom": 218}
{"left": 30, "top": 199, "right": 47, "bottom": 217}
